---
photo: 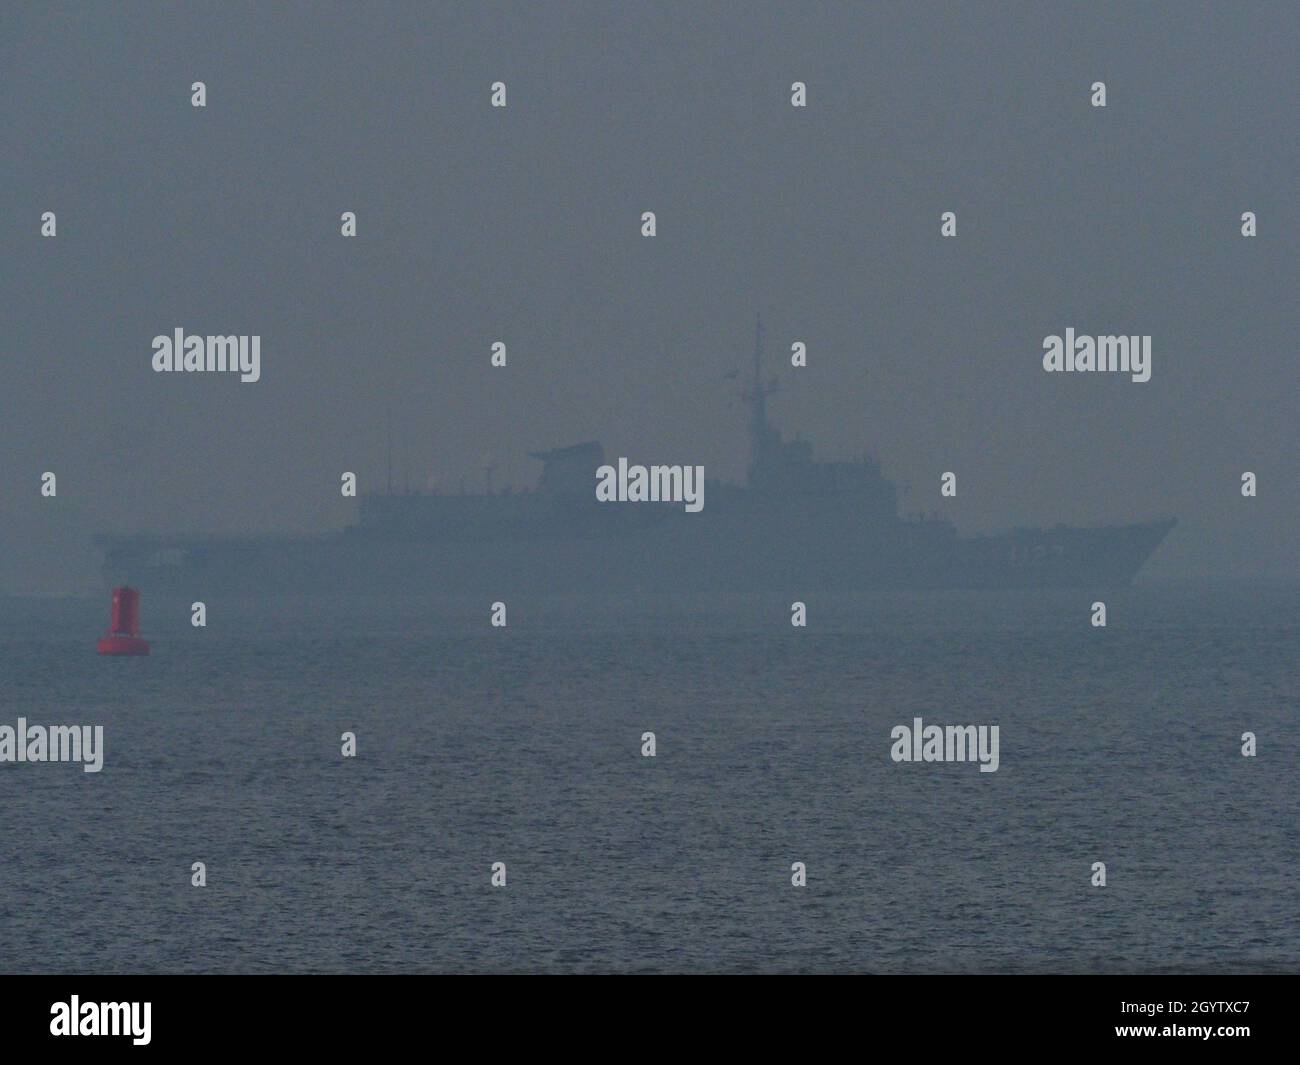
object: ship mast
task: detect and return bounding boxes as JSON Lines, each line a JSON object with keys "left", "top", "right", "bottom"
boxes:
{"left": 744, "top": 314, "right": 779, "bottom": 486}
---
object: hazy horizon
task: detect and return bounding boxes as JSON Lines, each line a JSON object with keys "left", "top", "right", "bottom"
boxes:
{"left": 2, "top": 2, "right": 1296, "bottom": 594}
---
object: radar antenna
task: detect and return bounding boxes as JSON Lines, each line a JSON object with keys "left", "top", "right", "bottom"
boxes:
{"left": 741, "top": 314, "right": 779, "bottom": 482}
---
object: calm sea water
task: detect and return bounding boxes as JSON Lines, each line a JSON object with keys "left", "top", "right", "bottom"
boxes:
{"left": 0, "top": 585, "right": 1296, "bottom": 973}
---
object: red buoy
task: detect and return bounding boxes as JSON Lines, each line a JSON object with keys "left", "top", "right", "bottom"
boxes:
{"left": 97, "top": 586, "right": 150, "bottom": 655}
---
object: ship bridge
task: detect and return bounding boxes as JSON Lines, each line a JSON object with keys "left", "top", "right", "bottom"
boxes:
{"left": 529, "top": 441, "right": 605, "bottom": 496}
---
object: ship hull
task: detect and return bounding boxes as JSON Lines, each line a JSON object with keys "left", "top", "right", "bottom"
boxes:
{"left": 96, "top": 517, "right": 1176, "bottom": 598}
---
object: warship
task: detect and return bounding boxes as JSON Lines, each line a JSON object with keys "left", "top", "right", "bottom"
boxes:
{"left": 96, "top": 321, "right": 1175, "bottom": 597}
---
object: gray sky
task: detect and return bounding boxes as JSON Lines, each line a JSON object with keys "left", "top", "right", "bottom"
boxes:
{"left": 2, "top": 1, "right": 1296, "bottom": 593}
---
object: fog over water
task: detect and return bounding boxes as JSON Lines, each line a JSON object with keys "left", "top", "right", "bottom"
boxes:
{"left": 1, "top": 5, "right": 1297, "bottom": 979}
{"left": 2, "top": 2, "right": 1296, "bottom": 594}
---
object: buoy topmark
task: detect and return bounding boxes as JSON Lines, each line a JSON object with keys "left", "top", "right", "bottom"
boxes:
{"left": 97, "top": 586, "right": 150, "bottom": 655}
